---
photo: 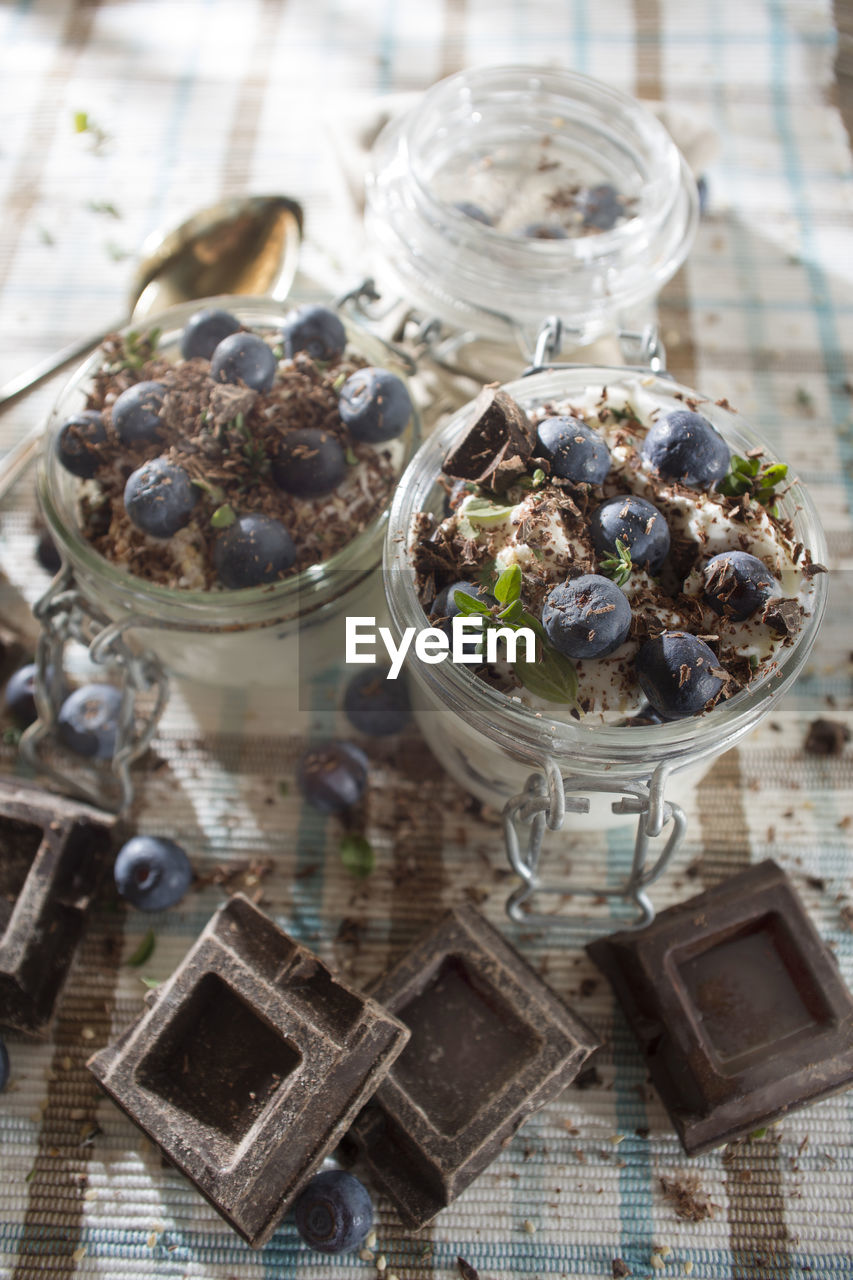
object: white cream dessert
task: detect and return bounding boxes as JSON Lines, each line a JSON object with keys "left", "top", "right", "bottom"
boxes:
{"left": 413, "top": 376, "right": 822, "bottom": 725}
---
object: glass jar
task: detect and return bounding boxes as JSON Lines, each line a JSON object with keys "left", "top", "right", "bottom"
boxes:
{"left": 365, "top": 66, "right": 698, "bottom": 385}
{"left": 26, "top": 296, "right": 420, "bottom": 808}
{"left": 383, "top": 365, "right": 828, "bottom": 925}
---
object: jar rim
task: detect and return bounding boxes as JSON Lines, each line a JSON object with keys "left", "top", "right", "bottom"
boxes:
{"left": 383, "top": 365, "right": 828, "bottom": 774}
{"left": 39, "top": 295, "right": 421, "bottom": 631}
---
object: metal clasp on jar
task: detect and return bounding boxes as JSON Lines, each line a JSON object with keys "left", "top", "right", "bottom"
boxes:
{"left": 503, "top": 756, "right": 687, "bottom": 930}
{"left": 19, "top": 564, "right": 169, "bottom": 814}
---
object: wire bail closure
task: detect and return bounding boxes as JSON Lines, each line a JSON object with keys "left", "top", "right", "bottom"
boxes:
{"left": 503, "top": 757, "right": 687, "bottom": 930}
{"left": 20, "top": 565, "right": 169, "bottom": 814}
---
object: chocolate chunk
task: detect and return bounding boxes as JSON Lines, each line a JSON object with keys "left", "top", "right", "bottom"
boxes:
{"left": 350, "top": 905, "right": 599, "bottom": 1229}
{"left": 442, "top": 385, "right": 536, "bottom": 492}
{"left": 587, "top": 861, "right": 853, "bottom": 1155}
{"left": 88, "top": 894, "right": 409, "bottom": 1247}
{"left": 804, "top": 717, "right": 850, "bottom": 756}
{"left": 762, "top": 596, "right": 801, "bottom": 636}
{"left": 0, "top": 779, "right": 116, "bottom": 1034}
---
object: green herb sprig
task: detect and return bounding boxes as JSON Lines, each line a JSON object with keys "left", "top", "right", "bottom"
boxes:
{"left": 599, "top": 538, "right": 633, "bottom": 587}
{"left": 717, "top": 454, "right": 789, "bottom": 516}
{"left": 452, "top": 564, "right": 578, "bottom": 705}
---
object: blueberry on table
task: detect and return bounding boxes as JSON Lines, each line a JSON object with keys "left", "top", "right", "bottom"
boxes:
{"left": 56, "top": 409, "right": 106, "bottom": 478}
{"left": 702, "top": 550, "right": 779, "bottom": 621}
{"left": 293, "top": 1169, "right": 373, "bottom": 1255}
{"left": 36, "top": 529, "right": 62, "bottom": 574}
{"left": 454, "top": 200, "right": 493, "bottom": 226}
{"left": 4, "top": 663, "right": 40, "bottom": 728}
{"left": 344, "top": 666, "right": 411, "bottom": 736}
{"left": 338, "top": 367, "right": 412, "bottom": 443}
{"left": 271, "top": 428, "right": 347, "bottom": 497}
{"left": 635, "top": 631, "right": 725, "bottom": 719}
{"left": 180, "top": 307, "right": 241, "bottom": 360}
{"left": 0, "top": 1036, "right": 9, "bottom": 1093}
{"left": 536, "top": 416, "right": 611, "bottom": 485}
{"left": 114, "top": 834, "right": 193, "bottom": 911}
{"left": 591, "top": 494, "right": 671, "bottom": 573}
{"left": 111, "top": 381, "right": 167, "bottom": 448}
{"left": 281, "top": 304, "right": 346, "bottom": 362}
{"left": 641, "top": 409, "right": 730, "bottom": 489}
{"left": 542, "top": 574, "right": 632, "bottom": 659}
{"left": 580, "top": 182, "right": 624, "bottom": 231}
{"left": 210, "top": 331, "right": 276, "bottom": 393}
{"left": 56, "top": 682, "right": 123, "bottom": 758}
{"left": 297, "top": 741, "right": 369, "bottom": 814}
{"left": 213, "top": 512, "right": 296, "bottom": 588}
{"left": 522, "top": 222, "right": 568, "bottom": 239}
{"left": 124, "top": 458, "right": 198, "bottom": 539}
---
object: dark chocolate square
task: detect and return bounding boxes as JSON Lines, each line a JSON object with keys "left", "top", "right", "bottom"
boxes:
{"left": 587, "top": 860, "right": 853, "bottom": 1155}
{"left": 0, "top": 779, "right": 116, "bottom": 1034}
{"left": 350, "top": 905, "right": 599, "bottom": 1229}
{"left": 88, "top": 894, "right": 410, "bottom": 1247}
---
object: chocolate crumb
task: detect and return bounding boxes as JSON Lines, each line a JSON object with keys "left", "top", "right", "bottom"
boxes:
{"left": 804, "top": 718, "right": 850, "bottom": 756}
{"left": 659, "top": 1173, "right": 719, "bottom": 1222}
{"left": 612, "top": 1260, "right": 632, "bottom": 1278}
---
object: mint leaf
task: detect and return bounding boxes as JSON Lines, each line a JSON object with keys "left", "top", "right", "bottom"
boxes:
{"left": 493, "top": 564, "right": 522, "bottom": 605}
{"left": 600, "top": 538, "right": 633, "bottom": 588}
{"left": 340, "top": 834, "right": 375, "bottom": 878}
{"left": 497, "top": 599, "right": 524, "bottom": 625}
{"left": 464, "top": 496, "right": 515, "bottom": 527}
{"left": 515, "top": 645, "right": 578, "bottom": 705}
{"left": 126, "top": 929, "right": 156, "bottom": 968}
{"left": 452, "top": 589, "right": 490, "bottom": 616}
{"left": 210, "top": 504, "right": 236, "bottom": 529}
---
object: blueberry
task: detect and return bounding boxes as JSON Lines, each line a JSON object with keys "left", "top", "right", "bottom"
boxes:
{"left": 591, "top": 495, "right": 671, "bottom": 573}
{"left": 344, "top": 666, "right": 411, "bottom": 736}
{"left": 536, "top": 416, "right": 611, "bottom": 485}
{"left": 124, "top": 457, "right": 197, "bottom": 539}
{"left": 271, "top": 429, "right": 347, "bottom": 497}
{"left": 455, "top": 201, "right": 493, "bottom": 226}
{"left": 0, "top": 1036, "right": 9, "bottom": 1092}
{"left": 56, "top": 683, "right": 123, "bottom": 758}
{"left": 111, "top": 380, "right": 167, "bottom": 448}
{"left": 702, "top": 550, "right": 779, "bottom": 621}
{"left": 338, "top": 367, "right": 412, "bottom": 444}
{"left": 293, "top": 1169, "right": 373, "bottom": 1255}
{"left": 4, "top": 663, "right": 40, "bottom": 728}
{"left": 635, "top": 631, "right": 725, "bottom": 719}
{"left": 36, "top": 529, "right": 61, "bottom": 574}
{"left": 542, "top": 574, "right": 632, "bottom": 659}
{"left": 213, "top": 513, "right": 296, "bottom": 588}
{"left": 281, "top": 304, "right": 346, "bottom": 362}
{"left": 210, "top": 332, "right": 276, "bottom": 393}
{"left": 429, "top": 580, "right": 495, "bottom": 657}
{"left": 297, "top": 741, "right": 369, "bottom": 814}
{"left": 114, "top": 835, "right": 193, "bottom": 911}
{"left": 580, "top": 182, "right": 624, "bottom": 231}
{"left": 180, "top": 307, "right": 241, "bottom": 360}
{"left": 641, "top": 409, "right": 730, "bottom": 489}
{"left": 523, "top": 222, "right": 568, "bottom": 240}
{"left": 56, "top": 409, "right": 106, "bottom": 478}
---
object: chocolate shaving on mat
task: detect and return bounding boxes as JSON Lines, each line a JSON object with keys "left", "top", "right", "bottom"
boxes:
{"left": 659, "top": 1173, "right": 719, "bottom": 1222}
{"left": 442, "top": 385, "right": 536, "bottom": 492}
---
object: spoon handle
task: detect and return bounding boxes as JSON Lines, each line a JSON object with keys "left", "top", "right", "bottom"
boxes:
{"left": 0, "top": 317, "right": 126, "bottom": 501}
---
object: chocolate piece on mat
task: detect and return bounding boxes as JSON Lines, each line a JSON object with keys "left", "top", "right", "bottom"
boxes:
{"left": 587, "top": 859, "right": 853, "bottom": 1155}
{"left": 87, "top": 894, "right": 409, "bottom": 1248}
{"left": 0, "top": 779, "right": 116, "bottom": 1034}
{"left": 350, "top": 905, "right": 599, "bottom": 1229}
